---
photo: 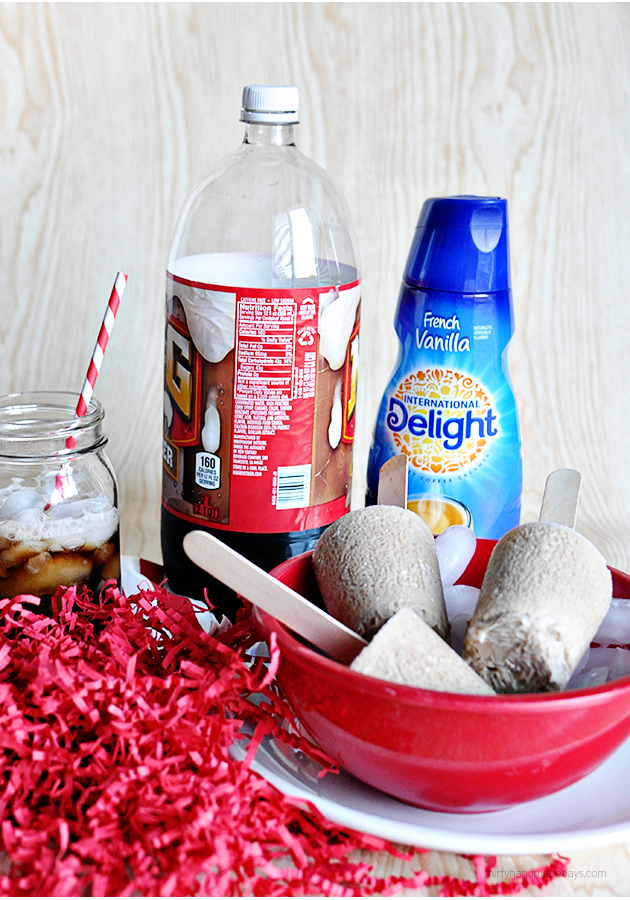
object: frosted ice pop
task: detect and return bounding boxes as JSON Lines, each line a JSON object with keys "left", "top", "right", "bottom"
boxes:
{"left": 351, "top": 608, "right": 495, "bottom": 695}
{"left": 312, "top": 505, "right": 448, "bottom": 639}
{"left": 464, "top": 522, "right": 612, "bottom": 692}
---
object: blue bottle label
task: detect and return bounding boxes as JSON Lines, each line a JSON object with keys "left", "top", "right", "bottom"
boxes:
{"left": 367, "top": 286, "right": 522, "bottom": 538}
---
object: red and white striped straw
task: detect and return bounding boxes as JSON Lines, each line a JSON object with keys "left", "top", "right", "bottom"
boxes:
{"left": 54, "top": 272, "right": 127, "bottom": 499}
{"left": 76, "top": 271, "right": 127, "bottom": 419}
{"left": 62, "top": 272, "right": 127, "bottom": 458}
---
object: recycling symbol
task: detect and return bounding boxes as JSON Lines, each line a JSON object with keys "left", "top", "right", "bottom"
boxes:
{"left": 297, "top": 326, "right": 316, "bottom": 346}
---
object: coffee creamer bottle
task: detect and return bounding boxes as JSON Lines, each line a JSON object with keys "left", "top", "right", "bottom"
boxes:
{"left": 162, "top": 85, "right": 361, "bottom": 612}
{"left": 366, "top": 196, "right": 521, "bottom": 538}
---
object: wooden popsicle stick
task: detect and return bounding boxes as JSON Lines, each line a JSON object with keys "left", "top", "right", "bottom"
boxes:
{"left": 183, "top": 530, "right": 367, "bottom": 664}
{"left": 377, "top": 454, "right": 408, "bottom": 508}
{"left": 539, "top": 468, "right": 582, "bottom": 528}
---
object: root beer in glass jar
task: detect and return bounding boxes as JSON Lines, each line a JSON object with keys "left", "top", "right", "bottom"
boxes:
{"left": 0, "top": 391, "right": 120, "bottom": 613}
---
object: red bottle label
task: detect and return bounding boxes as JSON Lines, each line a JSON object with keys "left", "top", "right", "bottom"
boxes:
{"left": 163, "top": 272, "right": 360, "bottom": 534}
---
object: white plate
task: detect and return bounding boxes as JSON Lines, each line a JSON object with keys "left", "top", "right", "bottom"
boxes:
{"left": 231, "top": 732, "right": 630, "bottom": 855}
{"left": 122, "top": 557, "right": 630, "bottom": 856}
{"left": 121, "top": 555, "right": 158, "bottom": 595}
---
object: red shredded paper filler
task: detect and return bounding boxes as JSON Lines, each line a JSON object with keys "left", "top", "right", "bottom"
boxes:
{"left": 0, "top": 581, "right": 568, "bottom": 896}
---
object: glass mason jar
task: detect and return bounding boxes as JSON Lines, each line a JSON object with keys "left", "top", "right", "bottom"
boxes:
{"left": 0, "top": 391, "right": 120, "bottom": 611}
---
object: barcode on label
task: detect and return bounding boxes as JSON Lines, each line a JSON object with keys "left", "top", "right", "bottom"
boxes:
{"left": 275, "top": 464, "right": 312, "bottom": 509}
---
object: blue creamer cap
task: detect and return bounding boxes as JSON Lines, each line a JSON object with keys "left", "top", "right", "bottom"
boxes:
{"left": 403, "top": 196, "right": 511, "bottom": 293}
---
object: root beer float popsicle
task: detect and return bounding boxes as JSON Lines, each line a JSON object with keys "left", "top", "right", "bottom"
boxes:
{"left": 464, "top": 471, "right": 612, "bottom": 693}
{"left": 311, "top": 502, "right": 492, "bottom": 693}
{"left": 312, "top": 505, "right": 448, "bottom": 640}
{"left": 464, "top": 522, "right": 612, "bottom": 692}
{"left": 351, "top": 608, "right": 494, "bottom": 695}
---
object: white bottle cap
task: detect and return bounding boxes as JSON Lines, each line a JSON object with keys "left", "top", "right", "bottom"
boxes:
{"left": 240, "top": 85, "right": 299, "bottom": 124}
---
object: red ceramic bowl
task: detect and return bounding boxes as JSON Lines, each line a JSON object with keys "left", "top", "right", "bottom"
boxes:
{"left": 256, "top": 538, "right": 630, "bottom": 813}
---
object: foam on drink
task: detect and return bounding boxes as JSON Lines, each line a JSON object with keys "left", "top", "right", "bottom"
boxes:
{"left": 0, "top": 477, "right": 120, "bottom": 603}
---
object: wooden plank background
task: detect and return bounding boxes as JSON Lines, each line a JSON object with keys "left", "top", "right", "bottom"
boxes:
{"left": 0, "top": 3, "right": 629, "bottom": 893}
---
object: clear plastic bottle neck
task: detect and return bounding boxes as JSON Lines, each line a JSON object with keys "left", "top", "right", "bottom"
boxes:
{"left": 243, "top": 122, "right": 296, "bottom": 147}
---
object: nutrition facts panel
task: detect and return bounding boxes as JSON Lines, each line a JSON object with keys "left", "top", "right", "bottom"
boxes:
{"left": 165, "top": 271, "right": 359, "bottom": 534}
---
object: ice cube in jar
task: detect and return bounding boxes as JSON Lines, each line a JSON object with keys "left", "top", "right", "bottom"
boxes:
{"left": 0, "top": 391, "right": 120, "bottom": 607}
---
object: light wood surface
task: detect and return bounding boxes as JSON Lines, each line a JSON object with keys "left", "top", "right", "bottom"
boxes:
{"left": 1, "top": 2, "right": 629, "bottom": 894}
